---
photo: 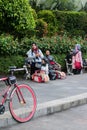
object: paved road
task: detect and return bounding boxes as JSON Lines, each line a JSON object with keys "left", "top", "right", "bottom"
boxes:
{"left": 17, "top": 73, "right": 87, "bottom": 104}
{"left": 1, "top": 104, "right": 87, "bottom": 130}
{"left": 0, "top": 73, "right": 87, "bottom": 105}
{"left": 0, "top": 73, "right": 87, "bottom": 127}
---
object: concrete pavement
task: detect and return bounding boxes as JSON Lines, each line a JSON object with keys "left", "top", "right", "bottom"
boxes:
{"left": 2, "top": 104, "right": 87, "bottom": 130}
{"left": 0, "top": 73, "right": 87, "bottom": 127}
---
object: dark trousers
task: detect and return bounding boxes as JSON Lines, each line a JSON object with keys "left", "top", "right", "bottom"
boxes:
{"left": 30, "top": 63, "right": 41, "bottom": 75}
{"left": 73, "top": 69, "right": 81, "bottom": 74}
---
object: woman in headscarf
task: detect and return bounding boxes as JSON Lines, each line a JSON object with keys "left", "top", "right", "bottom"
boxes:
{"left": 72, "top": 44, "right": 83, "bottom": 74}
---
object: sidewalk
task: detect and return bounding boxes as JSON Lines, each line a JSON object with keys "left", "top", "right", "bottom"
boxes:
{"left": 0, "top": 73, "right": 87, "bottom": 127}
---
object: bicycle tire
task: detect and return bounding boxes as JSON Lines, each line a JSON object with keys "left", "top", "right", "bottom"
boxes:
{"left": 9, "top": 84, "right": 37, "bottom": 123}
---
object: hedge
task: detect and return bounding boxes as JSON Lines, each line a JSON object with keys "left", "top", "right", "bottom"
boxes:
{"left": 0, "top": 33, "right": 87, "bottom": 56}
{"left": 36, "top": 10, "right": 87, "bottom": 37}
{"left": 0, "top": 34, "right": 87, "bottom": 74}
{"left": 53, "top": 10, "right": 87, "bottom": 37}
{"left": 0, "top": 55, "right": 24, "bottom": 75}
{"left": 37, "top": 10, "right": 58, "bottom": 36}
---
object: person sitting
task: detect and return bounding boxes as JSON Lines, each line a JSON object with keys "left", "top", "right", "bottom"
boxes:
{"left": 41, "top": 58, "right": 49, "bottom": 75}
{"left": 44, "top": 50, "right": 61, "bottom": 71}
{"left": 44, "top": 50, "right": 62, "bottom": 80}
{"left": 26, "top": 42, "right": 44, "bottom": 76}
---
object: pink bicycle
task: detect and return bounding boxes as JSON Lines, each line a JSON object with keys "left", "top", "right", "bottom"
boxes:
{"left": 0, "top": 66, "right": 37, "bottom": 123}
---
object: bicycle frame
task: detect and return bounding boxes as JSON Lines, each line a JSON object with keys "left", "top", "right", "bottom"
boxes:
{"left": 0, "top": 77, "right": 11, "bottom": 105}
{"left": 0, "top": 76, "right": 26, "bottom": 105}
{"left": 14, "top": 84, "right": 26, "bottom": 104}
{"left": 0, "top": 66, "right": 37, "bottom": 122}
{"left": 0, "top": 65, "right": 30, "bottom": 106}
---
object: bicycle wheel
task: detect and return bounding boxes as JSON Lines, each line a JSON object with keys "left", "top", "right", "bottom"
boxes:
{"left": 9, "top": 84, "right": 37, "bottom": 123}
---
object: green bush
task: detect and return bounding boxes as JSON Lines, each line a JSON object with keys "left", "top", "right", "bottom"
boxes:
{"left": 0, "top": 55, "right": 24, "bottom": 75}
{"left": 0, "top": 34, "right": 87, "bottom": 74}
{"left": 35, "top": 34, "right": 73, "bottom": 54}
{"left": 0, "top": 33, "right": 87, "bottom": 57}
{"left": 35, "top": 18, "right": 48, "bottom": 37}
{"left": 20, "top": 34, "right": 87, "bottom": 56}
{"left": 0, "top": 0, "right": 35, "bottom": 38}
{"left": 19, "top": 37, "right": 35, "bottom": 56}
{"left": 37, "top": 10, "right": 58, "bottom": 36}
{"left": 53, "top": 54, "right": 66, "bottom": 70}
{"left": 53, "top": 11, "right": 87, "bottom": 37}
{"left": 0, "top": 34, "right": 19, "bottom": 56}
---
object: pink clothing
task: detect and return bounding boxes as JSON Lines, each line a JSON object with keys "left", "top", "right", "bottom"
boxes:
{"left": 72, "top": 51, "right": 83, "bottom": 69}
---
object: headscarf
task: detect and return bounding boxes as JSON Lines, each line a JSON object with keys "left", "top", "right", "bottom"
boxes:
{"left": 75, "top": 44, "right": 81, "bottom": 51}
{"left": 32, "top": 43, "right": 39, "bottom": 54}
{"left": 72, "top": 44, "right": 81, "bottom": 56}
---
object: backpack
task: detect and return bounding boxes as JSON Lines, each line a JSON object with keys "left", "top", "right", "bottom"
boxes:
{"left": 32, "top": 70, "right": 49, "bottom": 83}
{"left": 55, "top": 71, "right": 66, "bottom": 79}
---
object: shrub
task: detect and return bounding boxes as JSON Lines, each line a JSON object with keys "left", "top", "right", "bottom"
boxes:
{"left": 37, "top": 10, "right": 58, "bottom": 36}
{"left": 53, "top": 11, "right": 87, "bottom": 37}
{"left": 0, "top": 55, "right": 24, "bottom": 75}
{"left": 19, "top": 37, "right": 35, "bottom": 56}
{"left": 36, "top": 18, "right": 48, "bottom": 37}
{"left": 0, "top": 0, "right": 35, "bottom": 38}
{"left": 0, "top": 34, "right": 19, "bottom": 56}
{"left": 20, "top": 34, "right": 87, "bottom": 56}
{"left": 0, "top": 33, "right": 87, "bottom": 74}
{"left": 35, "top": 34, "right": 74, "bottom": 54}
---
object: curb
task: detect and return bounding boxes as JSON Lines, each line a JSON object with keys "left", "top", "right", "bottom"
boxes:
{"left": 0, "top": 93, "right": 87, "bottom": 128}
